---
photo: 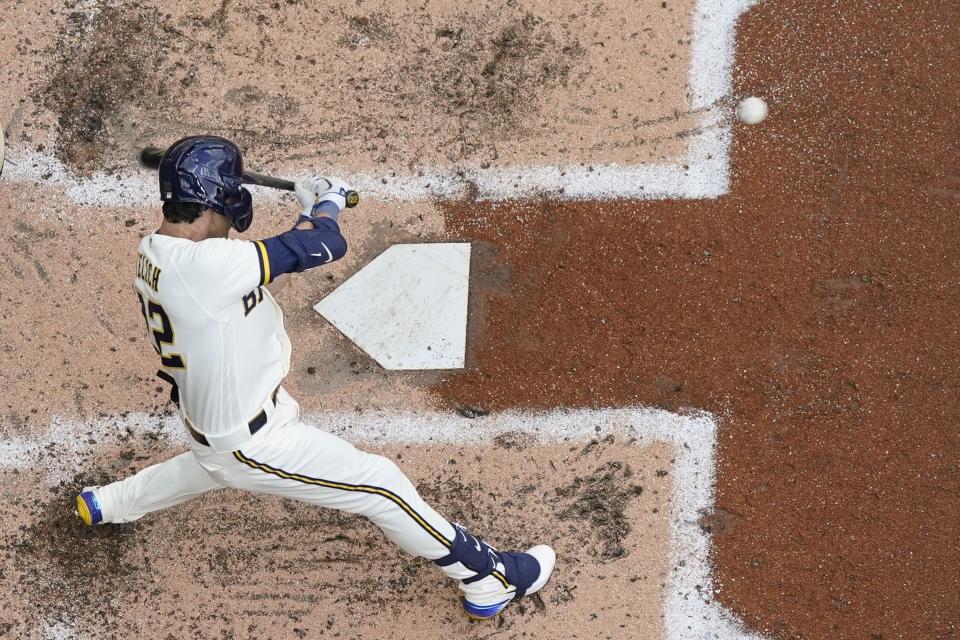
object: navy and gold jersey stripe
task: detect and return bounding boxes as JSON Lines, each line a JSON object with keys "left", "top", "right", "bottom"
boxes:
{"left": 253, "top": 240, "right": 271, "bottom": 285}
{"left": 232, "top": 450, "right": 452, "bottom": 549}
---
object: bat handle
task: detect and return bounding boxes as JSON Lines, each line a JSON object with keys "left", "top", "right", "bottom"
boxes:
{"left": 277, "top": 178, "right": 358, "bottom": 208}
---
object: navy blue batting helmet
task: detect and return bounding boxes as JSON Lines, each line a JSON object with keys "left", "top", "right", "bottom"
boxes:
{"left": 158, "top": 136, "right": 253, "bottom": 232}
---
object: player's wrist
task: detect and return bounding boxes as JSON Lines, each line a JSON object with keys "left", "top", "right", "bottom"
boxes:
{"left": 295, "top": 210, "right": 341, "bottom": 229}
{"left": 294, "top": 202, "right": 341, "bottom": 228}
{"left": 312, "top": 201, "right": 341, "bottom": 219}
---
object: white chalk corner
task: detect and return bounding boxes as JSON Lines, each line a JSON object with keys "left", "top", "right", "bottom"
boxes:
{"left": 314, "top": 243, "right": 471, "bottom": 370}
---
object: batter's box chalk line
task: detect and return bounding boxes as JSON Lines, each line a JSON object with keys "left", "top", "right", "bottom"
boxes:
{"left": 2, "top": 406, "right": 764, "bottom": 640}
{"left": 2, "top": 0, "right": 757, "bottom": 206}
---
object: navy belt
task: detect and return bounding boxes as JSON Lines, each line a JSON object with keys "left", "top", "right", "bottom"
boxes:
{"left": 184, "top": 386, "right": 279, "bottom": 447}
{"left": 156, "top": 371, "right": 279, "bottom": 448}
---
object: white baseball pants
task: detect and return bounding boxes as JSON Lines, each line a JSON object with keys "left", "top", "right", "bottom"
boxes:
{"left": 94, "top": 388, "right": 457, "bottom": 561}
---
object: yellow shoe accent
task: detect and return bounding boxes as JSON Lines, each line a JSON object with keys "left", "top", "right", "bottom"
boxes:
{"left": 76, "top": 494, "right": 93, "bottom": 526}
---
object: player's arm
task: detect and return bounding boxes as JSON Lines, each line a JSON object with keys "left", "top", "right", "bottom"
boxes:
{"left": 255, "top": 177, "right": 352, "bottom": 284}
{"left": 184, "top": 178, "right": 351, "bottom": 307}
{"left": 256, "top": 214, "right": 347, "bottom": 278}
{"left": 261, "top": 200, "right": 337, "bottom": 296}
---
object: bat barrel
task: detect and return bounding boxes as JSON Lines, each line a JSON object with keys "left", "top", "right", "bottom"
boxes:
{"left": 139, "top": 147, "right": 165, "bottom": 169}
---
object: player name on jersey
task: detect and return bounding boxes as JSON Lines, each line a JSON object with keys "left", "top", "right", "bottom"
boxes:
{"left": 137, "top": 252, "right": 161, "bottom": 292}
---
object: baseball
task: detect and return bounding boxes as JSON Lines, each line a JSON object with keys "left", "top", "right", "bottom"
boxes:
{"left": 737, "top": 96, "right": 769, "bottom": 125}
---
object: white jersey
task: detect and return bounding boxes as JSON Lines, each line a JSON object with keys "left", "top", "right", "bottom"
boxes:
{"left": 133, "top": 233, "right": 290, "bottom": 450}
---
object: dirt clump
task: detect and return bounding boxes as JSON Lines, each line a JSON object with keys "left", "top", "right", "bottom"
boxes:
{"left": 492, "top": 431, "right": 535, "bottom": 450}
{"left": 339, "top": 12, "right": 399, "bottom": 50}
{"left": 556, "top": 461, "right": 644, "bottom": 560}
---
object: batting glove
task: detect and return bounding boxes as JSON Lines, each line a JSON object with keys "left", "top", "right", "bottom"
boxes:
{"left": 294, "top": 176, "right": 353, "bottom": 217}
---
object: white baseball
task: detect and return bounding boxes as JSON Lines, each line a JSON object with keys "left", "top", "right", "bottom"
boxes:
{"left": 737, "top": 97, "right": 769, "bottom": 125}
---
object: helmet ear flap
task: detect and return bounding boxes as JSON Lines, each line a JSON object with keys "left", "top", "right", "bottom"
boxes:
{"left": 224, "top": 187, "right": 253, "bottom": 232}
{"left": 220, "top": 185, "right": 242, "bottom": 207}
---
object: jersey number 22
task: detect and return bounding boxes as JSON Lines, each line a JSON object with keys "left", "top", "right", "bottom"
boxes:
{"left": 136, "top": 292, "right": 185, "bottom": 369}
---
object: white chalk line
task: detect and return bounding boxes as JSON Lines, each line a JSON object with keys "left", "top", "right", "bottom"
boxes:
{"left": 0, "top": 0, "right": 752, "bottom": 207}
{"left": 2, "top": 405, "right": 762, "bottom": 640}
{"left": 0, "top": 148, "right": 723, "bottom": 207}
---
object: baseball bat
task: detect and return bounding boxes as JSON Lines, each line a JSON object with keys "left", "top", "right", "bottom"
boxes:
{"left": 138, "top": 146, "right": 360, "bottom": 207}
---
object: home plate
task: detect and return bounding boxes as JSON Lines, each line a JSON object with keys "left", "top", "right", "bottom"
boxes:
{"left": 314, "top": 243, "right": 471, "bottom": 370}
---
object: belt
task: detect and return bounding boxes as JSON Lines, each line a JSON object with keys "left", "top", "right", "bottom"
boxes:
{"left": 155, "top": 371, "right": 281, "bottom": 449}
{"left": 185, "top": 386, "right": 279, "bottom": 447}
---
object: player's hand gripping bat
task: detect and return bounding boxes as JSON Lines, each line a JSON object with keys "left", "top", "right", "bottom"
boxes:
{"left": 138, "top": 146, "right": 360, "bottom": 208}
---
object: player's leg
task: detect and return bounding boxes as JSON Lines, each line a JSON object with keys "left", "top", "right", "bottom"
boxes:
{"left": 76, "top": 450, "right": 223, "bottom": 525}
{"left": 205, "top": 397, "right": 554, "bottom": 617}
{"left": 213, "top": 418, "right": 455, "bottom": 557}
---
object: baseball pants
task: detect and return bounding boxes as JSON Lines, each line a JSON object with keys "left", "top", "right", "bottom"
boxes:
{"left": 93, "top": 388, "right": 457, "bottom": 561}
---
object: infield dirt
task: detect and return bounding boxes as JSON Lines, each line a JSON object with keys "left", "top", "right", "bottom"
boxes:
{"left": 1, "top": 0, "right": 958, "bottom": 639}
{"left": 1, "top": 434, "right": 674, "bottom": 640}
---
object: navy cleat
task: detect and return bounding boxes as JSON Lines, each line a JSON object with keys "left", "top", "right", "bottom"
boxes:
{"left": 434, "top": 523, "right": 557, "bottom": 619}
{"left": 461, "top": 544, "right": 556, "bottom": 619}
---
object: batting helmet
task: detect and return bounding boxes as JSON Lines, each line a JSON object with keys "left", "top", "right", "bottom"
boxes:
{"left": 158, "top": 136, "right": 254, "bottom": 232}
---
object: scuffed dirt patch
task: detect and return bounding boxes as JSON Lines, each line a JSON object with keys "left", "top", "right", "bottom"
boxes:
{"left": 556, "top": 459, "right": 645, "bottom": 560}
{"left": 43, "top": 1, "right": 169, "bottom": 171}
{"left": 400, "top": 10, "right": 584, "bottom": 164}
{"left": 7, "top": 0, "right": 696, "bottom": 176}
{"left": 10, "top": 474, "right": 143, "bottom": 631}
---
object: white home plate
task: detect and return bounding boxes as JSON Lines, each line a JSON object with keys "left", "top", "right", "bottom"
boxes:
{"left": 315, "top": 243, "right": 471, "bottom": 370}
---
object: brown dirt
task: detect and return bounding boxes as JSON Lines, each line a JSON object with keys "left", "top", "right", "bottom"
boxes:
{"left": 1, "top": 439, "right": 673, "bottom": 639}
{"left": 435, "top": 1, "right": 960, "bottom": 638}
{"left": 3, "top": 0, "right": 958, "bottom": 637}
{"left": 12, "top": 0, "right": 694, "bottom": 176}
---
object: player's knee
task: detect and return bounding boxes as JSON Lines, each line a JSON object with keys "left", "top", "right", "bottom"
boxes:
{"left": 366, "top": 454, "right": 409, "bottom": 486}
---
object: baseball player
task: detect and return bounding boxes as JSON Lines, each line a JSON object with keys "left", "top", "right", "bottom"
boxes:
{"left": 75, "top": 136, "right": 554, "bottom": 619}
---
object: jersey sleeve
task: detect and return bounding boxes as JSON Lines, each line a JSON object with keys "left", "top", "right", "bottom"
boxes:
{"left": 259, "top": 217, "right": 348, "bottom": 275}
{"left": 175, "top": 238, "right": 270, "bottom": 311}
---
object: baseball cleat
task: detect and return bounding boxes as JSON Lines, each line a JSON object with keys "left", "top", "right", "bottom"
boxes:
{"left": 75, "top": 489, "right": 103, "bottom": 526}
{"left": 462, "top": 545, "right": 556, "bottom": 619}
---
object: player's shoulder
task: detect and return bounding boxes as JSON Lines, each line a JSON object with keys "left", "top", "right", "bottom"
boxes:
{"left": 149, "top": 235, "right": 256, "bottom": 266}
{"left": 191, "top": 236, "right": 257, "bottom": 256}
